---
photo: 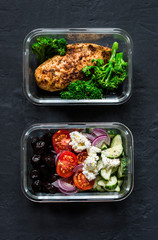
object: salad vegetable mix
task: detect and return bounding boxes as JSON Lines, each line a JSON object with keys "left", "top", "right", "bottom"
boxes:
{"left": 30, "top": 129, "right": 128, "bottom": 195}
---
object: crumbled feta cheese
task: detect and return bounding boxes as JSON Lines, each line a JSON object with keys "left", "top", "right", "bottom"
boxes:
{"left": 87, "top": 146, "right": 101, "bottom": 155}
{"left": 83, "top": 146, "right": 101, "bottom": 181}
{"left": 69, "top": 131, "right": 91, "bottom": 152}
{"left": 101, "top": 151, "right": 120, "bottom": 169}
{"left": 82, "top": 169, "right": 97, "bottom": 181}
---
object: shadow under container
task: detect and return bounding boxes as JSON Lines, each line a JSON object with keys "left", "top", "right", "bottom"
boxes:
{"left": 23, "top": 28, "right": 133, "bottom": 105}
{"left": 21, "top": 122, "right": 134, "bottom": 202}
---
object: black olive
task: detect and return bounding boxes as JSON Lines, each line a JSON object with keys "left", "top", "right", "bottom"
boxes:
{"left": 32, "top": 180, "right": 42, "bottom": 192}
{"left": 31, "top": 137, "right": 40, "bottom": 148}
{"left": 30, "top": 169, "right": 39, "bottom": 180}
{"left": 31, "top": 154, "right": 41, "bottom": 167}
{"left": 34, "top": 141, "right": 46, "bottom": 154}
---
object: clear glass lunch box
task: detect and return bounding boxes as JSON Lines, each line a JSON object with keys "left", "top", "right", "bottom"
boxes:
{"left": 23, "top": 28, "right": 133, "bottom": 105}
{"left": 21, "top": 122, "right": 134, "bottom": 202}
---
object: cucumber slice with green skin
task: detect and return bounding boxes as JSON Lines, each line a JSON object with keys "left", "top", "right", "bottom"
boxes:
{"left": 118, "top": 180, "right": 123, "bottom": 187}
{"left": 97, "top": 160, "right": 104, "bottom": 171}
{"left": 111, "top": 134, "right": 122, "bottom": 148}
{"left": 111, "top": 166, "right": 118, "bottom": 176}
{"left": 101, "top": 143, "right": 108, "bottom": 150}
{"left": 102, "top": 145, "right": 123, "bottom": 158}
{"left": 117, "top": 156, "right": 127, "bottom": 178}
{"left": 96, "top": 184, "right": 105, "bottom": 192}
{"left": 114, "top": 185, "right": 120, "bottom": 192}
{"left": 104, "top": 176, "right": 118, "bottom": 190}
{"left": 100, "top": 168, "right": 112, "bottom": 181}
{"left": 92, "top": 176, "right": 102, "bottom": 190}
{"left": 98, "top": 179, "right": 107, "bottom": 188}
{"left": 105, "top": 185, "right": 120, "bottom": 192}
{"left": 117, "top": 166, "right": 123, "bottom": 178}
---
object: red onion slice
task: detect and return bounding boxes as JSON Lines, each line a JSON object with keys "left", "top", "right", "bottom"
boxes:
{"left": 92, "top": 135, "right": 110, "bottom": 148}
{"left": 92, "top": 129, "right": 110, "bottom": 145}
{"left": 73, "top": 164, "right": 83, "bottom": 172}
{"left": 52, "top": 179, "right": 79, "bottom": 195}
{"left": 92, "top": 128, "right": 108, "bottom": 136}
{"left": 58, "top": 187, "right": 79, "bottom": 195}
{"left": 55, "top": 151, "right": 65, "bottom": 165}
{"left": 52, "top": 180, "right": 59, "bottom": 188}
{"left": 57, "top": 178, "right": 77, "bottom": 192}
{"left": 51, "top": 150, "right": 57, "bottom": 155}
{"left": 83, "top": 133, "right": 95, "bottom": 142}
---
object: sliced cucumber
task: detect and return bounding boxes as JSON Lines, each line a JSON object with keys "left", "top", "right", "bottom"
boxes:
{"left": 100, "top": 168, "right": 112, "bottom": 181}
{"left": 105, "top": 184, "right": 120, "bottom": 192}
{"left": 93, "top": 176, "right": 105, "bottom": 192}
{"left": 117, "top": 166, "right": 123, "bottom": 178}
{"left": 104, "top": 176, "right": 118, "bottom": 190}
{"left": 97, "top": 160, "right": 104, "bottom": 171}
{"left": 98, "top": 179, "right": 107, "bottom": 188}
{"left": 114, "top": 185, "right": 120, "bottom": 192}
{"left": 92, "top": 176, "right": 102, "bottom": 190}
{"left": 118, "top": 180, "right": 123, "bottom": 187}
{"left": 111, "top": 134, "right": 122, "bottom": 148}
{"left": 105, "top": 185, "right": 120, "bottom": 192}
{"left": 102, "top": 145, "right": 123, "bottom": 158}
{"left": 117, "top": 156, "right": 127, "bottom": 178}
{"left": 101, "top": 142, "right": 107, "bottom": 150}
{"left": 111, "top": 166, "right": 118, "bottom": 176}
{"left": 96, "top": 184, "right": 105, "bottom": 192}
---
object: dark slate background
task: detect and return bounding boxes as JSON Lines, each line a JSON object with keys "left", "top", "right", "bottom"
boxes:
{"left": 0, "top": 0, "right": 158, "bottom": 239}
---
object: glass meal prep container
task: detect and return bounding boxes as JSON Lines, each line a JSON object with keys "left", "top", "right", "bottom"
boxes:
{"left": 21, "top": 122, "right": 134, "bottom": 202}
{"left": 23, "top": 28, "right": 133, "bottom": 105}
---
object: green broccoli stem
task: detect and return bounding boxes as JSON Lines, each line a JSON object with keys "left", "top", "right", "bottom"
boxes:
{"left": 114, "top": 53, "right": 127, "bottom": 73}
{"left": 109, "top": 41, "right": 118, "bottom": 62}
{"left": 102, "top": 42, "right": 118, "bottom": 82}
{"left": 82, "top": 41, "right": 127, "bottom": 91}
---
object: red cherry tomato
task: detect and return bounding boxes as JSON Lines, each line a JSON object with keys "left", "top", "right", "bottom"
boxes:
{"left": 73, "top": 170, "right": 94, "bottom": 190}
{"left": 77, "top": 151, "right": 88, "bottom": 164}
{"left": 52, "top": 130, "right": 71, "bottom": 153}
{"left": 56, "top": 151, "right": 78, "bottom": 178}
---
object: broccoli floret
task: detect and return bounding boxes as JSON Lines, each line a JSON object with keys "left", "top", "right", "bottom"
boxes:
{"left": 82, "top": 42, "right": 127, "bottom": 91}
{"left": 60, "top": 80, "right": 103, "bottom": 100}
{"left": 31, "top": 37, "right": 67, "bottom": 64}
{"left": 92, "top": 58, "right": 104, "bottom": 67}
{"left": 82, "top": 66, "right": 93, "bottom": 77}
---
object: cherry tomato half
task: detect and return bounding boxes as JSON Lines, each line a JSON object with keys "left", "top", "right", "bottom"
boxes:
{"left": 73, "top": 170, "right": 94, "bottom": 190}
{"left": 52, "top": 130, "right": 71, "bottom": 153}
{"left": 77, "top": 151, "right": 88, "bottom": 164}
{"left": 56, "top": 151, "right": 78, "bottom": 178}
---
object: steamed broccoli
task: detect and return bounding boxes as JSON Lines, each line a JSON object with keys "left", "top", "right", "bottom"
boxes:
{"left": 60, "top": 80, "right": 103, "bottom": 100}
{"left": 32, "top": 36, "right": 67, "bottom": 64}
{"left": 82, "top": 42, "right": 127, "bottom": 91}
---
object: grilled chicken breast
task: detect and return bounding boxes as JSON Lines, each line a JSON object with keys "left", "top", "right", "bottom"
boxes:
{"left": 35, "top": 43, "right": 111, "bottom": 92}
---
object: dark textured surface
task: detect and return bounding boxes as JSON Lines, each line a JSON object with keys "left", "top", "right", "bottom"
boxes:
{"left": 0, "top": 0, "right": 158, "bottom": 239}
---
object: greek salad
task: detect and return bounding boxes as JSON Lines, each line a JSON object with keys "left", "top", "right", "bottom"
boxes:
{"left": 30, "top": 128, "right": 127, "bottom": 195}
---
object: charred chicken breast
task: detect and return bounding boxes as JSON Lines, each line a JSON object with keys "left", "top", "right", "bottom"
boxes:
{"left": 35, "top": 43, "right": 111, "bottom": 92}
